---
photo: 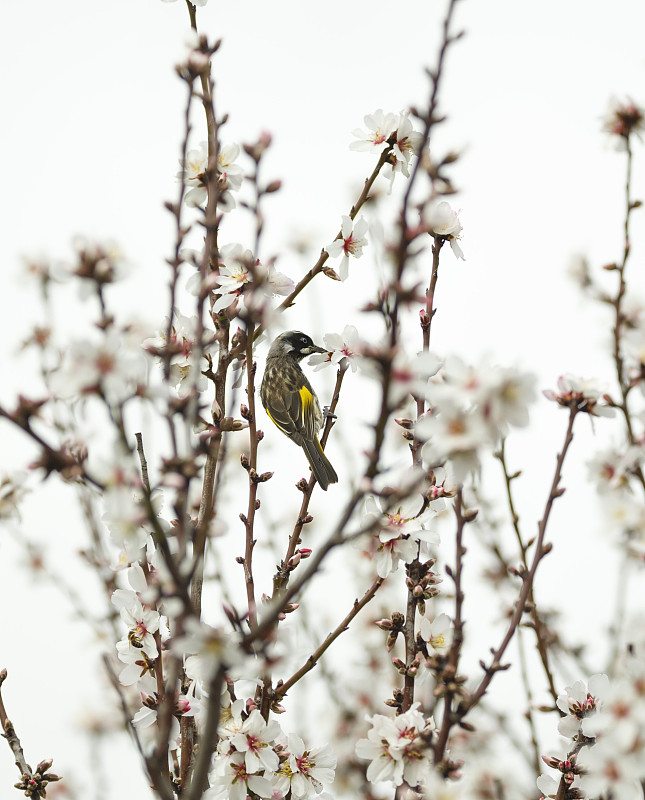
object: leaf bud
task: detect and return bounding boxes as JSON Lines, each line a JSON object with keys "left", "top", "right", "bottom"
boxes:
{"left": 322, "top": 266, "right": 341, "bottom": 281}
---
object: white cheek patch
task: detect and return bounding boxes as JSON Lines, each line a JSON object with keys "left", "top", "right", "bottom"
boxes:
{"left": 282, "top": 343, "right": 294, "bottom": 353}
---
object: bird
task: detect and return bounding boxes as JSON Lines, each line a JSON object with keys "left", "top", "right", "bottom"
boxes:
{"left": 260, "top": 331, "right": 338, "bottom": 490}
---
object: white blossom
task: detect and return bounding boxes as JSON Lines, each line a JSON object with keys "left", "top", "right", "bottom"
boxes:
{"left": 274, "top": 734, "right": 337, "bottom": 800}
{"left": 355, "top": 704, "right": 436, "bottom": 787}
{"left": 325, "top": 216, "right": 369, "bottom": 280}
{"left": 556, "top": 673, "right": 609, "bottom": 738}
{"left": 350, "top": 109, "right": 398, "bottom": 153}
{"left": 308, "top": 325, "right": 362, "bottom": 372}
{"left": 423, "top": 201, "right": 465, "bottom": 259}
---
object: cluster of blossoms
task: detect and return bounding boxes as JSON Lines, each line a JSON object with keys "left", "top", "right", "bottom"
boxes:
{"left": 362, "top": 494, "right": 440, "bottom": 579}
{"left": 68, "top": 236, "right": 129, "bottom": 288}
{"left": 110, "top": 566, "right": 337, "bottom": 796}
{"left": 377, "top": 604, "right": 454, "bottom": 685}
{"left": 111, "top": 565, "right": 168, "bottom": 728}
{"left": 49, "top": 325, "right": 148, "bottom": 406}
{"left": 417, "top": 356, "right": 536, "bottom": 481}
{"left": 111, "top": 569, "right": 242, "bottom": 742}
{"left": 144, "top": 310, "right": 217, "bottom": 396}
{"left": 350, "top": 108, "right": 424, "bottom": 186}
{"left": 603, "top": 97, "right": 645, "bottom": 147}
{"left": 587, "top": 444, "right": 643, "bottom": 496}
{"left": 308, "top": 327, "right": 444, "bottom": 408}
{"left": 178, "top": 141, "right": 243, "bottom": 211}
{"left": 209, "top": 701, "right": 336, "bottom": 800}
{"left": 585, "top": 438, "right": 645, "bottom": 557}
{"left": 323, "top": 201, "right": 465, "bottom": 281}
{"left": 355, "top": 703, "right": 437, "bottom": 787}
{"left": 543, "top": 374, "right": 615, "bottom": 417}
{"left": 95, "top": 450, "right": 152, "bottom": 561}
{"left": 329, "top": 111, "right": 465, "bottom": 279}
{"left": 538, "top": 671, "right": 645, "bottom": 800}
{"left": 185, "top": 242, "right": 294, "bottom": 316}
{"left": 309, "top": 325, "right": 361, "bottom": 373}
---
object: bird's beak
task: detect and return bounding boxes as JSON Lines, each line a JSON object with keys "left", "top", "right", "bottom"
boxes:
{"left": 304, "top": 344, "right": 327, "bottom": 355}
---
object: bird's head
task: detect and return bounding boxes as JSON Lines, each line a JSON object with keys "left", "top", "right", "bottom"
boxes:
{"left": 268, "top": 331, "right": 326, "bottom": 361}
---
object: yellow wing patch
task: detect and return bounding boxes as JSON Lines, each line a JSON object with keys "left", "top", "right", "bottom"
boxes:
{"left": 299, "top": 385, "right": 314, "bottom": 410}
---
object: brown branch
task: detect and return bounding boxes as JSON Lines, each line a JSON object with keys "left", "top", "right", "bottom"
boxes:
{"left": 183, "top": 667, "right": 226, "bottom": 800}
{"left": 496, "top": 440, "right": 559, "bottom": 704}
{"left": 516, "top": 626, "right": 543, "bottom": 778}
{"left": 0, "top": 669, "right": 31, "bottom": 779}
{"left": 243, "top": 329, "right": 260, "bottom": 628}
{"left": 434, "top": 408, "right": 578, "bottom": 762}
{"left": 275, "top": 576, "right": 384, "bottom": 700}
{"left": 433, "top": 489, "right": 468, "bottom": 755}
{"left": 274, "top": 146, "right": 394, "bottom": 315}
{"left": 401, "top": 555, "right": 422, "bottom": 713}
{"left": 163, "top": 78, "right": 195, "bottom": 385}
{"left": 413, "top": 235, "right": 445, "bottom": 463}
{"left": 609, "top": 139, "right": 645, "bottom": 497}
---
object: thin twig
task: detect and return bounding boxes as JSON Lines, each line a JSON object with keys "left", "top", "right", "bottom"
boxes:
{"left": 434, "top": 408, "right": 578, "bottom": 762}
{"left": 275, "top": 576, "right": 384, "bottom": 699}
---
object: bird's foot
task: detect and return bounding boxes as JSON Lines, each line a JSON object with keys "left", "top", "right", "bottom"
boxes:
{"left": 323, "top": 405, "right": 337, "bottom": 421}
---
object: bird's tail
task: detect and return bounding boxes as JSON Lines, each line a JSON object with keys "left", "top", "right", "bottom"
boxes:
{"left": 302, "top": 437, "right": 338, "bottom": 491}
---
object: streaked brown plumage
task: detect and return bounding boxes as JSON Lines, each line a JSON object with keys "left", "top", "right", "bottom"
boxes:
{"left": 260, "top": 331, "right": 338, "bottom": 490}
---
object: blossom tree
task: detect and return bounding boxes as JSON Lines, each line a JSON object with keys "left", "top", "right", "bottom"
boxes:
{"left": 2, "top": 2, "right": 645, "bottom": 800}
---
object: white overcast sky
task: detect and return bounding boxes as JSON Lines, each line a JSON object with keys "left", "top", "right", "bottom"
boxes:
{"left": 2, "top": 1, "right": 645, "bottom": 797}
{"left": 3, "top": 0, "right": 645, "bottom": 377}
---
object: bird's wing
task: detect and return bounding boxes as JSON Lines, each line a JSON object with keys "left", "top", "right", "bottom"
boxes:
{"left": 261, "top": 362, "right": 322, "bottom": 444}
{"left": 288, "top": 381, "right": 321, "bottom": 440}
{"left": 265, "top": 393, "right": 299, "bottom": 440}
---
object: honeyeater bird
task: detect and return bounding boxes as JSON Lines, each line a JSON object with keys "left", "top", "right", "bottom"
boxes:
{"left": 260, "top": 331, "right": 338, "bottom": 490}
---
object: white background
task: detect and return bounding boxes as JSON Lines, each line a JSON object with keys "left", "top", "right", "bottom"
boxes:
{"left": 2, "top": 1, "right": 645, "bottom": 797}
